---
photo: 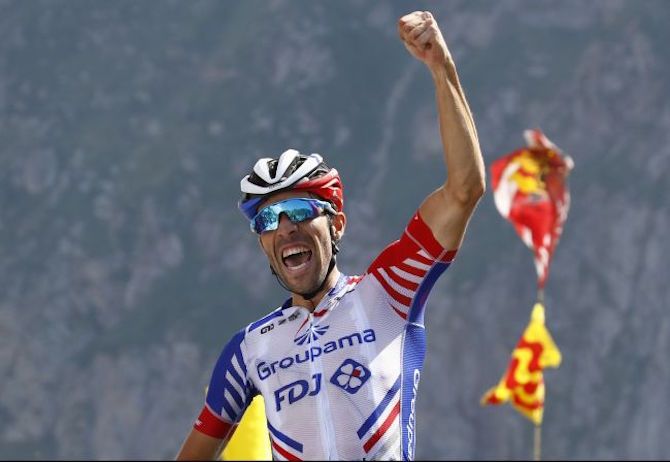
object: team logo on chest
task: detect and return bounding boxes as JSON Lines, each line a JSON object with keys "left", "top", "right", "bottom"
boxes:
{"left": 330, "top": 358, "right": 371, "bottom": 394}
{"left": 294, "top": 323, "right": 330, "bottom": 345}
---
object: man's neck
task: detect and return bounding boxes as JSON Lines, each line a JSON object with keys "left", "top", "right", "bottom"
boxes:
{"left": 291, "top": 267, "right": 341, "bottom": 312}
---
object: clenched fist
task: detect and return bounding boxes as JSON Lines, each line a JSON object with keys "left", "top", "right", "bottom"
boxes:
{"left": 398, "top": 11, "right": 452, "bottom": 69}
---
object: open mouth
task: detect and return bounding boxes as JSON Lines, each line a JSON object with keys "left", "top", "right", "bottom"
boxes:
{"left": 282, "top": 245, "right": 313, "bottom": 271}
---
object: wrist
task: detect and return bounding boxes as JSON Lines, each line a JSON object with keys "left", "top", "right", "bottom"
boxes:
{"left": 430, "top": 59, "right": 454, "bottom": 84}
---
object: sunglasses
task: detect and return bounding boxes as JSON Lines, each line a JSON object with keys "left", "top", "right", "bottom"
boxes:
{"left": 250, "top": 198, "right": 336, "bottom": 234}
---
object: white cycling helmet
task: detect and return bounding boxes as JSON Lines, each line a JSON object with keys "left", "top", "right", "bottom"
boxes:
{"left": 239, "top": 149, "right": 343, "bottom": 220}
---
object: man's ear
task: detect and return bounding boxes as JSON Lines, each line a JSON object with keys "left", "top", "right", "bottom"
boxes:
{"left": 331, "top": 212, "right": 346, "bottom": 241}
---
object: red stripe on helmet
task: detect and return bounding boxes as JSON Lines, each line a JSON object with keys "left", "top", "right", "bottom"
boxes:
{"left": 292, "top": 169, "right": 344, "bottom": 212}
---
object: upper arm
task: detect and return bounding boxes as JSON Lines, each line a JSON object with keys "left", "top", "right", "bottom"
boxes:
{"left": 418, "top": 184, "right": 482, "bottom": 250}
{"left": 176, "top": 428, "right": 225, "bottom": 461}
{"left": 367, "top": 211, "right": 457, "bottom": 324}
{"left": 203, "top": 329, "right": 257, "bottom": 429}
{"left": 181, "top": 329, "right": 257, "bottom": 458}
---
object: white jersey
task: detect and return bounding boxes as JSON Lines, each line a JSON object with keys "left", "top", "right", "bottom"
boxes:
{"left": 194, "top": 212, "right": 457, "bottom": 461}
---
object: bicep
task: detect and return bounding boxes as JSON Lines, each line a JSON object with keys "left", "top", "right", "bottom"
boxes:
{"left": 367, "top": 209, "right": 457, "bottom": 323}
{"left": 419, "top": 185, "right": 479, "bottom": 250}
{"left": 184, "top": 329, "right": 254, "bottom": 458}
{"left": 205, "top": 329, "right": 255, "bottom": 430}
{"left": 176, "top": 428, "right": 226, "bottom": 461}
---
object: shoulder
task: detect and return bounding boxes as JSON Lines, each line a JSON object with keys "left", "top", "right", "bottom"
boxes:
{"left": 239, "top": 299, "right": 302, "bottom": 348}
{"left": 210, "top": 301, "right": 295, "bottom": 378}
{"left": 367, "top": 211, "right": 457, "bottom": 274}
{"left": 212, "top": 300, "right": 292, "bottom": 360}
{"left": 246, "top": 300, "right": 293, "bottom": 336}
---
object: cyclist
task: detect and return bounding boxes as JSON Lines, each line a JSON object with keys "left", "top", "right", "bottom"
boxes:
{"left": 177, "top": 10, "right": 485, "bottom": 461}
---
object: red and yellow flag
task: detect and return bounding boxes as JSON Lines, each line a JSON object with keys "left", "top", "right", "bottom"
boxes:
{"left": 481, "top": 302, "right": 562, "bottom": 425}
{"left": 490, "top": 129, "right": 574, "bottom": 289}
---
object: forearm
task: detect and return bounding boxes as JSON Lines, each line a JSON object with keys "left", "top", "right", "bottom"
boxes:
{"left": 431, "top": 60, "right": 485, "bottom": 205}
{"left": 399, "top": 10, "right": 485, "bottom": 249}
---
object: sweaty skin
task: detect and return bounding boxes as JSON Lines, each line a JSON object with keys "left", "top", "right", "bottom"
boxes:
{"left": 257, "top": 190, "right": 346, "bottom": 311}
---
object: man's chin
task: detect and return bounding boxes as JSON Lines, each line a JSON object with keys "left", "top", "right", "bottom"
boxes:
{"left": 290, "top": 282, "right": 321, "bottom": 298}
{"left": 281, "top": 272, "right": 322, "bottom": 297}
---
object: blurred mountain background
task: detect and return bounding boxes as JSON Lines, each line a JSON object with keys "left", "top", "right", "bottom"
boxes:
{"left": 1, "top": 0, "right": 669, "bottom": 459}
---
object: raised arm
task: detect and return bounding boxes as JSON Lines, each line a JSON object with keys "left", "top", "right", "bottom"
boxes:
{"left": 398, "top": 11, "right": 486, "bottom": 250}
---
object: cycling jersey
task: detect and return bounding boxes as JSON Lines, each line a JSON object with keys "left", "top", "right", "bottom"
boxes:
{"left": 194, "top": 211, "right": 457, "bottom": 461}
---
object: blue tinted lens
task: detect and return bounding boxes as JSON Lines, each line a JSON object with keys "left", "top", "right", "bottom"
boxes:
{"left": 251, "top": 207, "right": 282, "bottom": 234}
{"left": 250, "top": 198, "right": 333, "bottom": 234}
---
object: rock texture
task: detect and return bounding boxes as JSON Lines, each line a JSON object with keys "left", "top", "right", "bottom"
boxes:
{"left": 1, "top": 1, "right": 668, "bottom": 459}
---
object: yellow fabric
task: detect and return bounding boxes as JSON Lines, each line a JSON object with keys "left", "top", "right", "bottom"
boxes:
{"left": 481, "top": 303, "right": 561, "bottom": 425}
{"left": 509, "top": 150, "right": 547, "bottom": 195}
{"left": 220, "top": 395, "right": 272, "bottom": 461}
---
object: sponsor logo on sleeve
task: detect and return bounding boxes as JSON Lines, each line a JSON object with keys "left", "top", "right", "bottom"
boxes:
{"left": 406, "top": 369, "right": 421, "bottom": 460}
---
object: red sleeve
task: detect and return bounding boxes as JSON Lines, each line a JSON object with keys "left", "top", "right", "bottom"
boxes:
{"left": 367, "top": 211, "right": 457, "bottom": 321}
{"left": 193, "top": 404, "right": 238, "bottom": 439}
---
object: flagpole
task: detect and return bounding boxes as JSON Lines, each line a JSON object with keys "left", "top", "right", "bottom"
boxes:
{"left": 534, "top": 424, "right": 542, "bottom": 461}
{"left": 534, "top": 286, "right": 544, "bottom": 461}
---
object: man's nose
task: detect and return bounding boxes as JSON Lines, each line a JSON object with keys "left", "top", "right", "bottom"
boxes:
{"left": 276, "top": 213, "right": 298, "bottom": 235}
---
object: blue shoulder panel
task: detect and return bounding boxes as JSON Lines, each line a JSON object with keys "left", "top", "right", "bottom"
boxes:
{"left": 248, "top": 299, "right": 293, "bottom": 332}
{"left": 205, "top": 329, "right": 256, "bottom": 423}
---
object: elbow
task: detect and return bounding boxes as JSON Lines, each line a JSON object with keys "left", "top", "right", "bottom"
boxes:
{"left": 449, "top": 176, "right": 486, "bottom": 207}
{"left": 475, "top": 177, "right": 487, "bottom": 200}
{"left": 469, "top": 177, "right": 487, "bottom": 202}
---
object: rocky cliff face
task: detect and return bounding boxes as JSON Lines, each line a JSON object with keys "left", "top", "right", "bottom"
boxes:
{"left": 1, "top": 1, "right": 668, "bottom": 459}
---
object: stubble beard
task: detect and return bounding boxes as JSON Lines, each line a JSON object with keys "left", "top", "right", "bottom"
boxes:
{"left": 279, "top": 247, "right": 331, "bottom": 298}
